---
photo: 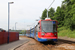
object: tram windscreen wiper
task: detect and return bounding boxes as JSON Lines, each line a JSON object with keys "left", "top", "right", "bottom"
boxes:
{"left": 42, "top": 28, "right": 46, "bottom": 33}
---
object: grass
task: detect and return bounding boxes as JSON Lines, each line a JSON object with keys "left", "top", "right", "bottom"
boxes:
{"left": 58, "top": 27, "right": 75, "bottom": 38}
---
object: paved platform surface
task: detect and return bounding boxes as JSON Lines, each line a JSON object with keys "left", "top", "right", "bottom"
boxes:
{"left": 0, "top": 37, "right": 29, "bottom": 50}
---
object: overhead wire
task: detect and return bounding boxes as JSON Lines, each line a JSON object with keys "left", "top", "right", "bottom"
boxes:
{"left": 47, "top": 0, "right": 55, "bottom": 9}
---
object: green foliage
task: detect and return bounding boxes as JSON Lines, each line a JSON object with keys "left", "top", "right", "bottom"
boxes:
{"left": 21, "top": 30, "right": 26, "bottom": 34}
{"left": 41, "top": 8, "right": 55, "bottom": 20}
{"left": 41, "top": 9, "right": 47, "bottom": 19}
{"left": 63, "top": 0, "right": 75, "bottom": 30}
{"left": 48, "top": 7, "right": 55, "bottom": 19}
{"left": 58, "top": 27, "right": 75, "bottom": 38}
{"left": 54, "top": 6, "right": 65, "bottom": 27}
{"left": 19, "top": 32, "right": 22, "bottom": 34}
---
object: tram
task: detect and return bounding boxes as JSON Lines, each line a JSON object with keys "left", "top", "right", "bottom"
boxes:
{"left": 26, "top": 18, "right": 58, "bottom": 42}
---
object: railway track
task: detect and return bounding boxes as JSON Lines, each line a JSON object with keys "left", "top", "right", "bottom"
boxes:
{"left": 34, "top": 39, "right": 57, "bottom": 50}
{"left": 58, "top": 39, "right": 75, "bottom": 44}
{"left": 37, "top": 39, "right": 75, "bottom": 50}
{"left": 28, "top": 37, "right": 75, "bottom": 50}
{"left": 16, "top": 36, "right": 75, "bottom": 50}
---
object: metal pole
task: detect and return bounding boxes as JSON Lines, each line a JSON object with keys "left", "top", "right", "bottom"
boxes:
{"left": 7, "top": 3, "right": 10, "bottom": 43}
{"left": 15, "top": 23, "right": 16, "bottom": 31}
{"left": 15, "top": 22, "right": 17, "bottom": 31}
{"left": 24, "top": 30, "right": 25, "bottom": 36}
{"left": 46, "top": 0, "right": 55, "bottom": 18}
{"left": 7, "top": 2, "right": 14, "bottom": 43}
{"left": 24, "top": 22, "right": 25, "bottom": 36}
{"left": 47, "top": 9, "right": 48, "bottom": 18}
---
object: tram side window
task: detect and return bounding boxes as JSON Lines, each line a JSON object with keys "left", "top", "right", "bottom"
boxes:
{"left": 53, "top": 22, "right": 57, "bottom": 32}
{"left": 31, "top": 29, "right": 32, "bottom": 33}
{"left": 36, "top": 24, "right": 40, "bottom": 32}
{"left": 31, "top": 29, "right": 34, "bottom": 33}
{"left": 34, "top": 27, "right": 37, "bottom": 33}
{"left": 27, "top": 30, "right": 30, "bottom": 34}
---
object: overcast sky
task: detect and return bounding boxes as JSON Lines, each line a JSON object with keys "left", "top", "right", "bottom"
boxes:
{"left": 0, "top": 0, "right": 64, "bottom": 30}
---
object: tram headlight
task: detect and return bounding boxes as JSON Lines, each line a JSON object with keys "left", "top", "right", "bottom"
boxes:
{"left": 41, "top": 33, "right": 45, "bottom": 35}
{"left": 54, "top": 34, "right": 56, "bottom": 35}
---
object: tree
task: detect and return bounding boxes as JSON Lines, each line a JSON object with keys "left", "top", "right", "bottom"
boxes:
{"left": 48, "top": 7, "right": 55, "bottom": 20}
{"left": 70, "top": 3, "right": 75, "bottom": 30}
{"left": 62, "top": 0, "right": 75, "bottom": 30}
{"left": 53, "top": 6, "right": 62, "bottom": 27}
{"left": 41, "top": 9, "right": 47, "bottom": 20}
{"left": 41, "top": 0, "right": 75, "bottom": 30}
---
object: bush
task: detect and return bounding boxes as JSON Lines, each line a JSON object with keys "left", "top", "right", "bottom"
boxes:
{"left": 58, "top": 27, "right": 75, "bottom": 38}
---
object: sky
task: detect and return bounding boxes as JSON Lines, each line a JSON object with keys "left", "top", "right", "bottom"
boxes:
{"left": 0, "top": 0, "right": 64, "bottom": 30}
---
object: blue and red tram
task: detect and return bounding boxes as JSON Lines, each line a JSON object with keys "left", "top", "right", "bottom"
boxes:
{"left": 26, "top": 18, "right": 58, "bottom": 42}
{"left": 26, "top": 30, "right": 30, "bottom": 37}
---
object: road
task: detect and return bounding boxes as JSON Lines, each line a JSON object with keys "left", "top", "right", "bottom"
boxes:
{"left": 0, "top": 37, "right": 29, "bottom": 50}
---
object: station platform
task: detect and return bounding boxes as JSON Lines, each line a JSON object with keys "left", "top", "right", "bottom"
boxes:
{"left": 0, "top": 37, "right": 30, "bottom": 50}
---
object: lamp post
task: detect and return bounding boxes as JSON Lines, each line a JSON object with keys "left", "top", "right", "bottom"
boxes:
{"left": 15, "top": 22, "right": 17, "bottom": 31}
{"left": 24, "top": 22, "right": 26, "bottom": 36}
{"left": 8, "top": 2, "right": 14, "bottom": 43}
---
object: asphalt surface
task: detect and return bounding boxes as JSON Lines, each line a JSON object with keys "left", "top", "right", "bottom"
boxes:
{"left": 0, "top": 37, "right": 30, "bottom": 50}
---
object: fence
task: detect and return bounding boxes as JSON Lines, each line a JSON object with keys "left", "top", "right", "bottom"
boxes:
{"left": 0, "top": 32, "right": 19, "bottom": 45}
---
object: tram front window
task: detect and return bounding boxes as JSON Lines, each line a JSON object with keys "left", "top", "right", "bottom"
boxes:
{"left": 41, "top": 21, "right": 57, "bottom": 32}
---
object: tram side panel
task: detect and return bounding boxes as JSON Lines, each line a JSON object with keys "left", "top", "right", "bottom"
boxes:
{"left": 30, "top": 28, "right": 34, "bottom": 38}
{"left": 26, "top": 30, "right": 30, "bottom": 37}
{"left": 34, "top": 27, "right": 36, "bottom": 39}
{"left": 34, "top": 24, "right": 40, "bottom": 41}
